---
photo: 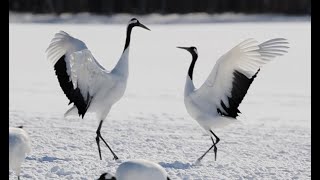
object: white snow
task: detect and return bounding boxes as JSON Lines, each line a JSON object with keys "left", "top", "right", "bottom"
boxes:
{"left": 9, "top": 14, "right": 310, "bottom": 179}
{"left": 9, "top": 127, "right": 32, "bottom": 178}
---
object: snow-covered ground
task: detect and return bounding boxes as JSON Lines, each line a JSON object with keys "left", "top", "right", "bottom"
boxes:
{"left": 9, "top": 14, "right": 310, "bottom": 179}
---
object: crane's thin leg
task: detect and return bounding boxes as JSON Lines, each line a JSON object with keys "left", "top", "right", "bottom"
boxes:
{"left": 18, "top": 175, "right": 20, "bottom": 180}
{"left": 210, "top": 130, "right": 220, "bottom": 144}
{"left": 96, "top": 132, "right": 102, "bottom": 160}
{"left": 196, "top": 137, "right": 216, "bottom": 162}
{"left": 197, "top": 130, "right": 220, "bottom": 162}
{"left": 96, "top": 120, "right": 119, "bottom": 160}
{"left": 210, "top": 130, "right": 220, "bottom": 161}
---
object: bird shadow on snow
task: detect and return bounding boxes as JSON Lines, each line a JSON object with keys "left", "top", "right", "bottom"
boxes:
{"left": 159, "top": 161, "right": 195, "bottom": 170}
{"left": 26, "top": 155, "right": 72, "bottom": 162}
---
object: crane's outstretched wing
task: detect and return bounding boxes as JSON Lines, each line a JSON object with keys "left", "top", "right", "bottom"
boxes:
{"left": 195, "top": 38, "right": 289, "bottom": 118}
{"left": 46, "top": 31, "right": 111, "bottom": 118}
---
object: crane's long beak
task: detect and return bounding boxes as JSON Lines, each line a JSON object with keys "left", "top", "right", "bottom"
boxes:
{"left": 177, "top": 46, "right": 189, "bottom": 51}
{"left": 138, "top": 23, "right": 151, "bottom": 31}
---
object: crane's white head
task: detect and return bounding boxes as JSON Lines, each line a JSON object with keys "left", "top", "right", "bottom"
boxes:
{"left": 177, "top": 46, "right": 198, "bottom": 58}
{"left": 128, "top": 18, "right": 151, "bottom": 31}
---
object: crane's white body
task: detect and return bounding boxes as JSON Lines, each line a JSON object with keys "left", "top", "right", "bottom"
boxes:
{"left": 184, "top": 38, "right": 289, "bottom": 132}
{"left": 9, "top": 127, "right": 31, "bottom": 177}
{"left": 116, "top": 159, "right": 168, "bottom": 180}
{"left": 46, "top": 31, "right": 129, "bottom": 121}
{"left": 98, "top": 159, "right": 169, "bottom": 180}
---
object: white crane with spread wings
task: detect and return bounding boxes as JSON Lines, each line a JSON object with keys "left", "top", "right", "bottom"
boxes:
{"left": 177, "top": 38, "right": 289, "bottom": 162}
{"left": 46, "top": 18, "right": 150, "bottom": 160}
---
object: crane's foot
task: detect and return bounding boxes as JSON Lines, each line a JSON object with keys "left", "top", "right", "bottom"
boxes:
{"left": 113, "top": 155, "right": 119, "bottom": 160}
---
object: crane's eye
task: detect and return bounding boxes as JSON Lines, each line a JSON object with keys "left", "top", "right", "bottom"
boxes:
{"left": 193, "top": 48, "right": 198, "bottom": 55}
{"left": 129, "top": 19, "right": 138, "bottom": 25}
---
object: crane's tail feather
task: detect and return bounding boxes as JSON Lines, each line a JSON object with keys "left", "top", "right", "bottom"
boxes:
{"left": 64, "top": 105, "right": 79, "bottom": 118}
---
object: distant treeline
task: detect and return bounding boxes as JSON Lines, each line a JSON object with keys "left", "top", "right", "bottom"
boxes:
{"left": 9, "top": 0, "right": 311, "bottom": 15}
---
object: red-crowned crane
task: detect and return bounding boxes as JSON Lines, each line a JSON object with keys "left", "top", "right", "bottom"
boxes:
{"left": 46, "top": 18, "right": 150, "bottom": 160}
{"left": 9, "top": 127, "right": 31, "bottom": 180}
{"left": 98, "top": 159, "right": 170, "bottom": 180}
{"left": 177, "top": 38, "right": 289, "bottom": 162}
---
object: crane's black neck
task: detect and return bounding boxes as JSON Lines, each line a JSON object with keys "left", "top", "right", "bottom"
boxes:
{"left": 124, "top": 24, "right": 134, "bottom": 52}
{"left": 188, "top": 54, "right": 198, "bottom": 80}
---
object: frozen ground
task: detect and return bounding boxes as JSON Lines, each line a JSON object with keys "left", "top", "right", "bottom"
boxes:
{"left": 9, "top": 16, "right": 310, "bottom": 179}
